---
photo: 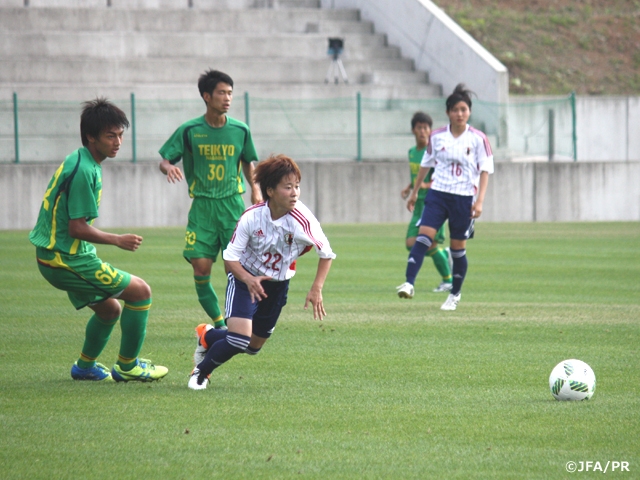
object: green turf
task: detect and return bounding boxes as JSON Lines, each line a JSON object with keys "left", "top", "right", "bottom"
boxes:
{"left": 1, "top": 223, "right": 638, "bottom": 479}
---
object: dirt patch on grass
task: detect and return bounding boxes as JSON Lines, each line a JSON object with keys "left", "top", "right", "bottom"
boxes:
{"left": 433, "top": 0, "right": 640, "bottom": 95}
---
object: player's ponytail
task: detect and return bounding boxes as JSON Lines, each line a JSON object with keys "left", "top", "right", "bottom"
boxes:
{"left": 446, "top": 84, "right": 474, "bottom": 112}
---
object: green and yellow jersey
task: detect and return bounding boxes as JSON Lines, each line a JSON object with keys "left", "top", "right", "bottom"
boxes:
{"left": 408, "top": 145, "right": 434, "bottom": 202}
{"left": 29, "top": 147, "right": 101, "bottom": 256}
{"left": 159, "top": 115, "right": 258, "bottom": 199}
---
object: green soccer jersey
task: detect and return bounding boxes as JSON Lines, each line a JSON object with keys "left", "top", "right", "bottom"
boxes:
{"left": 408, "top": 145, "right": 434, "bottom": 201}
{"left": 29, "top": 147, "right": 101, "bottom": 256}
{"left": 159, "top": 115, "right": 258, "bottom": 199}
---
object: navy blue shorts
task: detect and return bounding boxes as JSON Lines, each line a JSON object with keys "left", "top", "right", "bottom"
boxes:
{"left": 224, "top": 272, "right": 289, "bottom": 338}
{"left": 419, "top": 189, "right": 475, "bottom": 240}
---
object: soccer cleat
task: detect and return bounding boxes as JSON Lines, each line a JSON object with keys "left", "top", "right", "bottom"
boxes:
{"left": 71, "top": 362, "right": 113, "bottom": 382}
{"left": 188, "top": 368, "right": 209, "bottom": 390}
{"left": 396, "top": 282, "right": 415, "bottom": 299}
{"left": 111, "top": 358, "right": 168, "bottom": 382}
{"left": 440, "top": 293, "right": 461, "bottom": 311}
{"left": 432, "top": 281, "right": 453, "bottom": 293}
{"left": 194, "top": 323, "right": 214, "bottom": 366}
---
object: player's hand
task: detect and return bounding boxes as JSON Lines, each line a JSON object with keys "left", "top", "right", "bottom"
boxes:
{"left": 246, "top": 275, "right": 272, "bottom": 303}
{"left": 471, "top": 201, "right": 483, "bottom": 219}
{"left": 304, "top": 288, "right": 326, "bottom": 320}
{"left": 400, "top": 187, "right": 411, "bottom": 200}
{"left": 165, "top": 164, "right": 184, "bottom": 183}
{"left": 117, "top": 234, "right": 143, "bottom": 251}
{"left": 406, "top": 195, "right": 417, "bottom": 212}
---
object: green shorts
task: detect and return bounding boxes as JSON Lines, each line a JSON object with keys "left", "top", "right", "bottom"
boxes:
{"left": 407, "top": 197, "right": 446, "bottom": 244}
{"left": 35, "top": 247, "right": 131, "bottom": 310}
{"left": 184, "top": 194, "right": 246, "bottom": 262}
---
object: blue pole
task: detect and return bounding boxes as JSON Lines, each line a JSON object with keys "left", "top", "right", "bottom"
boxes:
{"left": 13, "top": 92, "right": 19, "bottom": 164}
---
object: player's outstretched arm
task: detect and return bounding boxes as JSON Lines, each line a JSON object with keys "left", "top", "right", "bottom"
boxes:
{"left": 241, "top": 161, "right": 263, "bottom": 205}
{"left": 159, "top": 158, "right": 184, "bottom": 183}
{"left": 407, "top": 166, "right": 430, "bottom": 212}
{"left": 304, "top": 258, "right": 333, "bottom": 320}
{"left": 68, "top": 218, "right": 142, "bottom": 251}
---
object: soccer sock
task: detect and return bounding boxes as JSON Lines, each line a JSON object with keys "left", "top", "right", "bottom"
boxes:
{"left": 77, "top": 314, "right": 118, "bottom": 369}
{"left": 428, "top": 247, "right": 453, "bottom": 283}
{"left": 405, "top": 234, "right": 432, "bottom": 285}
{"left": 197, "top": 332, "right": 250, "bottom": 377}
{"left": 116, "top": 298, "right": 151, "bottom": 371}
{"left": 203, "top": 327, "right": 229, "bottom": 348}
{"left": 450, "top": 249, "right": 468, "bottom": 295}
{"left": 194, "top": 275, "right": 226, "bottom": 328}
{"left": 246, "top": 346, "right": 262, "bottom": 356}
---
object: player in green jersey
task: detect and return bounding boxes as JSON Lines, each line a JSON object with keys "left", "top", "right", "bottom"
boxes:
{"left": 400, "top": 112, "right": 452, "bottom": 293}
{"left": 159, "top": 70, "right": 262, "bottom": 331}
{"left": 29, "top": 98, "right": 168, "bottom": 382}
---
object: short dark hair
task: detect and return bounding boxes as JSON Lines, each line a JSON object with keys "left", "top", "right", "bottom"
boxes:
{"left": 446, "top": 83, "right": 474, "bottom": 112}
{"left": 80, "top": 97, "right": 129, "bottom": 146}
{"left": 254, "top": 154, "right": 302, "bottom": 201}
{"left": 411, "top": 111, "right": 433, "bottom": 130}
{"left": 198, "top": 69, "right": 234, "bottom": 98}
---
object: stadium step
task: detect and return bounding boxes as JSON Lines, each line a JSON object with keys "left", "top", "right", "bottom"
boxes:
{"left": 0, "top": 1, "right": 443, "bottom": 161}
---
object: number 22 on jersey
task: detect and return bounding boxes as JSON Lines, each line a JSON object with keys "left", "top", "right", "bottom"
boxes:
{"left": 263, "top": 252, "right": 282, "bottom": 272}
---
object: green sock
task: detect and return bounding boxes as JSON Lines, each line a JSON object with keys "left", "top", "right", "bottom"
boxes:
{"left": 117, "top": 298, "right": 151, "bottom": 371}
{"left": 194, "top": 275, "right": 225, "bottom": 328}
{"left": 77, "top": 314, "right": 118, "bottom": 369}
{"left": 428, "top": 247, "right": 452, "bottom": 283}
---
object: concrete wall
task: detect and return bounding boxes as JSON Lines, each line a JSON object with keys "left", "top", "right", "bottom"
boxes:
{"left": 2, "top": 160, "right": 638, "bottom": 231}
{"left": 320, "top": 0, "right": 509, "bottom": 106}
{"left": 577, "top": 96, "right": 640, "bottom": 162}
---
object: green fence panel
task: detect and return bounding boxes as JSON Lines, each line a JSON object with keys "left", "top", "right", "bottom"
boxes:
{"left": 0, "top": 94, "right": 576, "bottom": 163}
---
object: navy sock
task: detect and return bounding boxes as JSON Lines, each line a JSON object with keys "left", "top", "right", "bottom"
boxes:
{"left": 198, "top": 332, "right": 250, "bottom": 377}
{"left": 450, "top": 248, "right": 468, "bottom": 295}
{"left": 405, "top": 234, "right": 432, "bottom": 285}
{"left": 203, "top": 328, "right": 228, "bottom": 347}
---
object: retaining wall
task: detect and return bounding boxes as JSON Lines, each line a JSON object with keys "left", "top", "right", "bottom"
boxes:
{"left": 2, "top": 160, "right": 638, "bottom": 231}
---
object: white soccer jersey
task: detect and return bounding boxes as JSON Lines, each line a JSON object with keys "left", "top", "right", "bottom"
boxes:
{"left": 223, "top": 200, "right": 336, "bottom": 281}
{"left": 421, "top": 124, "right": 494, "bottom": 196}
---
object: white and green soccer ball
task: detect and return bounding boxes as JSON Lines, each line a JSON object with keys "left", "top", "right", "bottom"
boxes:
{"left": 549, "top": 359, "right": 596, "bottom": 401}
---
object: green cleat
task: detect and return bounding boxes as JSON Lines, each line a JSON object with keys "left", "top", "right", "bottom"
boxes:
{"left": 111, "top": 358, "right": 168, "bottom": 382}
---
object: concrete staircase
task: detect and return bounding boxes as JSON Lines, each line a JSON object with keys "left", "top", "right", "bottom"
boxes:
{"left": 0, "top": 0, "right": 444, "bottom": 161}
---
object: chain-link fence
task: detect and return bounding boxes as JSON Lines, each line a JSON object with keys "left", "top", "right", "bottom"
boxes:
{"left": 0, "top": 92, "right": 576, "bottom": 163}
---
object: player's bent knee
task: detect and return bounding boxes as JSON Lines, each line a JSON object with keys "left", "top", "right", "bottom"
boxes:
{"left": 91, "top": 297, "right": 122, "bottom": 321}
{"left": 123, "top": 276, "right": 152, "bottom": 302}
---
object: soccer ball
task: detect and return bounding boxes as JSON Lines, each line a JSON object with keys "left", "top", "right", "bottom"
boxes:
{"left": 549, "top": 359, "right": 596, "bottom": 401}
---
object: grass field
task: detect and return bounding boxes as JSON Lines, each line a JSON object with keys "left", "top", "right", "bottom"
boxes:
{"left": 1, "top": 222, "right": 638, "bottom": 479}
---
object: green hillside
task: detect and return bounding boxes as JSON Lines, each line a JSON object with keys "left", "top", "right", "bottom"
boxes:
{"left": 435, "top": 0, "right": 640, "bottom": 95}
